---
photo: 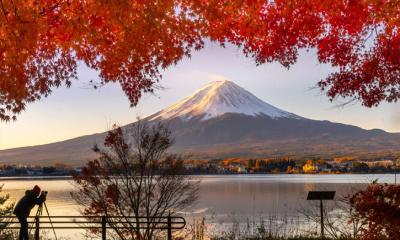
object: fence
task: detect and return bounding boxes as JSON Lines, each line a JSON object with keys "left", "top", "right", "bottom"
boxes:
{"left": 0, "top": 214, "right": 186, "bottom": 240}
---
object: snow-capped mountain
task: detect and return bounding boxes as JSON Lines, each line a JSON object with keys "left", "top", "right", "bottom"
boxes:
{"left": 150, "top": 80, "right": 300, "bottom": 121}
{"left": 1, "top": 80, "right": 399, "bottom": 166}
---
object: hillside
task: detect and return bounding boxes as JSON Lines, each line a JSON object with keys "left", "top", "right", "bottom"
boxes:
{"left": 1, "top": 80, "right": 399, "bottom": 166}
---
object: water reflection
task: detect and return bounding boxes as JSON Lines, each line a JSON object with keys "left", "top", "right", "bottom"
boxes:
{"left": 0, "top": 174, "right": 395, "bottom": 239}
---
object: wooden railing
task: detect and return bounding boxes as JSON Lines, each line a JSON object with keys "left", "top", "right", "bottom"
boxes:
{"left": 0, "top": 214, "right": 186, "bottom": 240}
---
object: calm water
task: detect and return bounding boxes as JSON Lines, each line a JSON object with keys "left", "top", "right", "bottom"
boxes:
{"left": 0, "top": 174, "right": 397, "bottom": 239}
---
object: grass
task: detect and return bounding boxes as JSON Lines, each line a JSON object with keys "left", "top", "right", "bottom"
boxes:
{"left": 185, "top": 215, "right": 355, "bottom": 240}
{"left": 211, "top": 237, "right": 352, "bottom": 240}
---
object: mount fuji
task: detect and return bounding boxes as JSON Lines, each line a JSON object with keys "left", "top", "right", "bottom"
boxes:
{"left": 149, "top": 80, "right": 300, "bottom": 121}
{"left": 1, "top": 80, "right": 400, "bottom": 166}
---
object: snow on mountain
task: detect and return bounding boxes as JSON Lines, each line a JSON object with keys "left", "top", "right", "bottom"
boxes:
{"left": 150, "top": 80, "right": 301, "bottom": 121}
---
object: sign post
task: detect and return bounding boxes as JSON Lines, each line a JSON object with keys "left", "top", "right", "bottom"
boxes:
{"left": 307, "top": 191, "right": 336, "bottom": 239}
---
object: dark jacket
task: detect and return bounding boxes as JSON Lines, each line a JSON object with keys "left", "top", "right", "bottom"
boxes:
{"left": 13, "top": 190, "right": 46, "bottom": 218}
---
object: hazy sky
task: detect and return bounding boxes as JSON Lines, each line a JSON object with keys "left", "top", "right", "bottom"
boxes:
{"left": 1, "top": 42, "right": 399, "bottom": 150}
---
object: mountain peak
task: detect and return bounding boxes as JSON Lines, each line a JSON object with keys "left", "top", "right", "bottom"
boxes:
{"left": 209, "top": 79, "right": 231, "bottom": 86}
{"left": 150, "top": 80, "right": 300, "bottom": 121}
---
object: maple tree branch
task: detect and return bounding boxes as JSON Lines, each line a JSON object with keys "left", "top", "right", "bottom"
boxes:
{"left": 39, "top": 0, "right": 63, "bottom": 16}
{"left": 9, "top": 0, "right": 19, "bottom": 19}
{"left": 0, "top": 0, "right": 8, "bottom": 20}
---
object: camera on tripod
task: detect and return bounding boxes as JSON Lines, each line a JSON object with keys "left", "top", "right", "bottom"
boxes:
{"left": 42, "top": 191, "right": 48, "bottom": 199}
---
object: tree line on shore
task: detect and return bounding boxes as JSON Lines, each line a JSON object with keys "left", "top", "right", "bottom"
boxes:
{"left": 1, "top": 157, "right": 399, "bottom": 177}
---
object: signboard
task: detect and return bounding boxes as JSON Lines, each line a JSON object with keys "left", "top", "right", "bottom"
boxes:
{"left": 306, "top": 190, "right": 336, "bottom": 238}
{"left": 307, "top": 191, "right": 335, "bottom": 201}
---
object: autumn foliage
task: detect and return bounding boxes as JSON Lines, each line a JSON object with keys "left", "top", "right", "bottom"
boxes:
{"left": 350, "top": 182, "right": 400, "bottom": 240}
{"left": 1, "top": 0, "right": 400, "bottom": 120}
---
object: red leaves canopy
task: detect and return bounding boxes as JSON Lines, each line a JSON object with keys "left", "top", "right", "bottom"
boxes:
{"left": 350, "top": 183, "right": 400, "bottom": 240}
{"left": 1, "top": 0, "right": 399, "bottom": 121}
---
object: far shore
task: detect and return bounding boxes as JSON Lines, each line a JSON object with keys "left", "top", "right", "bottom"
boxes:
{"left": 0, "top": 176, "right": 73, "bottom": 181}
{"left": 0, "top": 172, "right": 398, "bottom": 181}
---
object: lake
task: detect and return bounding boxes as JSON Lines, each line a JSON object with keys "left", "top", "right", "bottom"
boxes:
{"left": 1, "top": 174, "right": 397, "bottom": 239}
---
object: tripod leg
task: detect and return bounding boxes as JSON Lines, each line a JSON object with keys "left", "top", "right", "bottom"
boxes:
{"left": 29, "top": 205, "right": 42, "bottom": 236}
{"left": 43, "top": 202, "right": 58, "bottom": 240}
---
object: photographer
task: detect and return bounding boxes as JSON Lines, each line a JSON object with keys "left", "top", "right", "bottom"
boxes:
{"left": 13, "top": 185, "right": 47, "bottom": 240}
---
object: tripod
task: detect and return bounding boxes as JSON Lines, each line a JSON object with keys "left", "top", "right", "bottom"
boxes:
{"left": 29, "top": 201, "right": 58, "bottom": 240}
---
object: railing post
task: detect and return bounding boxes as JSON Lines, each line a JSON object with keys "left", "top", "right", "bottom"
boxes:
{"left": 167, "top": 212, "right": 172, "bottom": 240}
{"left": 102, "top": 216, "right": 106, "bottom": 240}
{"left": 35, "top": 216, "right": 40, "bottom": 240}
{"left": 320, "top": 200, "right": 324, "bottom": 239}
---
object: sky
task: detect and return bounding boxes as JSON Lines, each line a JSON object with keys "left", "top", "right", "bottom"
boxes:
{"left": 1, "top": 42, "right": 399, "bottom": 150}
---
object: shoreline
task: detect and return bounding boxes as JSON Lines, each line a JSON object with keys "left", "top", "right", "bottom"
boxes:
{"left": 0, "top": 172, "right": 397, "bottom": 181}
{"left": 0, "top": 176, "right": 73, "bottom": 181}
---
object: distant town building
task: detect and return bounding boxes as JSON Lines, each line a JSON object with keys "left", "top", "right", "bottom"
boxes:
{"left": 302, "top": 160, "right": 318, "bottom": 173}
{"left": 236, "top": 166, "right": 248, "bottom": 174}
{"left": 364, "top": 160, "right": 394, "bottom": 168}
